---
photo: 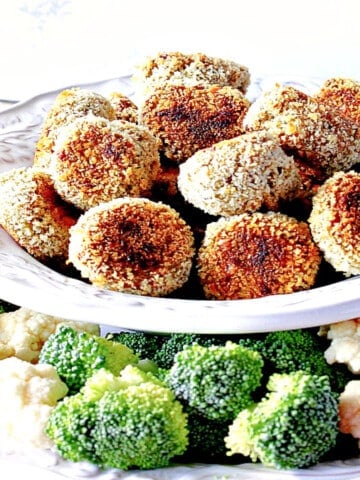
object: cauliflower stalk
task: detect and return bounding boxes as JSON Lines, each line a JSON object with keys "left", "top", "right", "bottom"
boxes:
{"left": 0, "top": 307, "right": 100, "bottom": 363}
{"left": 0, "top": 357, "right": 68, "bottom": 452}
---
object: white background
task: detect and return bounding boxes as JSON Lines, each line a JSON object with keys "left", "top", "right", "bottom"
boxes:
{"left": 0, "top": 0, "right": 359, "bottom": 101}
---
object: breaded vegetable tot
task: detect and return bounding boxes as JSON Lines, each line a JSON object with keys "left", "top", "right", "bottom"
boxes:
{"left": 197, "top": 212, "right": 321, "bottom": 299}
{"left": 50, "top": 116, "right": 160, "bottom": 210}
{"left": 68, "top": 197, "right": 195, "bottom": 296}
{"left": 225, "top": 371, "right": 339, "bottom": 469}
{"left": 0, "top": 167, "right": 78, "bottom": 261}
{"left": 314, "top": 77, "right": 360, "bottom": 125}
{"left": 139, "top": 83, "right": 250, "bottom": 163}
{"left": 309, "top": 170, "right": 360, "bottom": 277}
{"left": 244, "top": 84, "right": 360, "bottom": 176}
{"left": 178, "top": 131, "right": 301, "bottom": 216}
{"left": 134, "top": 51, "right": 250, "bottom": 103}
{"left": 107, "top": 91, "right": 138, "bottom": 123}
{"left": 34, "top": 88, "right": 116, "bottom": 170}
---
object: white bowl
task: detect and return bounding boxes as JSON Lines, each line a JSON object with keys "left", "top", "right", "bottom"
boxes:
{"left": 0, "top": 74, "right": 359, "bottom": 334}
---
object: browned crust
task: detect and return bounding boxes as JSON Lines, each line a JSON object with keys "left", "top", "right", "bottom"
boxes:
{"left": 140, "top": 84, "right": 250, "bottom": 163}
{"left": 314, "top": 77, "right": 360, "bottom": 125}
{"left": 68, "top": 198, "right": 195, "bottom": 296}
{"left": 197, "top": 212, "right": 321, "bottom": 300}
{"left": 0, "top": 167, "right": 78, "bottom": 260}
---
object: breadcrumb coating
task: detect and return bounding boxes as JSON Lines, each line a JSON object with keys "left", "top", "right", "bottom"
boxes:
{"left": 140, "top": 84, "right": 250, "bottom": 163}
{"left": 178, "top": 131, "right": 301, "bottom": 217}
{"left": 50, "top": 116, "right": 161, "bottom": 210}
{"left": 34, "top": 88, "right": 116, "bottom": 170}
{"left": 107, "top": 91, "right": 138, "bottom": 123}
{"left": 151, "top": 163, "right": 180, "bottom": 200}
{"left": 308, "top": 170, "right": 360, "bottom": 277}
{"left": 314, "top": 77, "right": 360, "bottom": 125}
{"left": 133, "top": 51, "right": 250, "bottom": 104}
{"left": 244, "top": 84, "right": 360, "bottom": 175}
{"left": 68, "top": 197, "right": 195, "bottom": 296}
{"left": 0, "top": 167, "right": 78, "bottom": 260}
{"left": 197, "top": 212, "right": 321, "bottom": 300}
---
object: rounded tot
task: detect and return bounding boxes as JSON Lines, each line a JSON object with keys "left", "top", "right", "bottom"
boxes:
{"left": 68, "top": 197, "right": 195, "bottom": 296}
{"left": 178, "top": 131, "right": 301, "bottom": 216}
{"left": 198, "top": 211, "right": 321, "bottom": 299}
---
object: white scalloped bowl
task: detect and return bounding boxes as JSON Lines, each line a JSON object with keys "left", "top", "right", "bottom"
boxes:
{"left": 0, "top": 74, "right": 359, "bottom": 334}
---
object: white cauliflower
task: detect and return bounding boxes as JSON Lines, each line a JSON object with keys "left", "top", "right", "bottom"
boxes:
{"left": 0, "top": 357, "right": 68, "bottom": 452}
{"left": 318, "top": 318, "right": 360, "bottom": 373}
{"left": 339, "top": 380, "right": 360, "bottom": 444}
{"left": 0, "top": 307, "right": 100, "bottom": 363}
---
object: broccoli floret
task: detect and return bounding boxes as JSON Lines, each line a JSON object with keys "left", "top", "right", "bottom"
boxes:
{"left": 179, "top": 405, "right": 231, "bottom": 462}
{"left": 153, "top": 333, "right": 226, "bottom": 369}
{"left": 249, "top": 329, "right": 353, "bottom": 392}
{"left": 39, "top": 326, "right": 138, "bottom": 393}
{"left": 46, "top": 365, "right": 188, "bottom": 470}
{"left": 167, "top": 341, "right": 263, "bottom": 421}
{"left": 226, "top": 371, "right": 339, "bottom": 469}
{"left": 45, "top": 392, "right": 99, "bottom": 463}
{"left": 106, "top": 331, "right": 165, "bottom": 361}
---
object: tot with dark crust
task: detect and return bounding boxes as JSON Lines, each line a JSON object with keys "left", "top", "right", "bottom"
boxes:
{"left": 68, "top": 197, "right": 195, "bottom": 297}
{"left": 308, "top": 171, "right": 360, "bottom": 277}
{"left": 107, "top": 91, "right": 138, "bottom": 123}
{"left": 243, "top": 84, "right": 360, "bottom": 176}
{"left": 197, "top": 212, "right": 321, "bottom": 300}
{"left": 34, "top": 88, "right": 116, "bottom": 170}
{"left": 50, "top": 116, "right": 160, "bottom": 211}
{"left": 314, "top": 77, "right": 360, "bottom": 125}
{"left": 0, "top": 167, "right": 78, "bottom": 261}
{"left": 133, "top": 51, "right": 250, "bottom": 104}
{"left": 178, "top": 131, "right": 301, "bottom": 217}
{"left": 139, "top": 84, "right": 250, "bottom": 163}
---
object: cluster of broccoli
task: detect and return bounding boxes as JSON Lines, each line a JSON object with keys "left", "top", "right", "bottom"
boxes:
{"left": 33, "top": 325, "right": 357, "bottom": 471}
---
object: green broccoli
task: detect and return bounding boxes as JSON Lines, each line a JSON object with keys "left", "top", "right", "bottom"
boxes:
{"left": 39, "top": 325, "right": 138, "bottom": 393}
{"left": 179, "top": 405, "right": 232, "bottom": 463}
{"left": 45, "top": 365, "right": 188, "bottom": 470}
{"left": 108, "top": 331, "right": 228, "bottom": 369}
{"left": 106, "top": 330, "right": 165, "bottom": 362}
{"left": 239, "top": 329, "right": 353, "bottom": 392}
{"left": 225, "top": 371, "right": 339, "bottom": 469}
{"left": 167, "top": 341, "right": 263, "bottom": 421}
{"left": 153, "top": 333, "right": 226, "bottom": 369}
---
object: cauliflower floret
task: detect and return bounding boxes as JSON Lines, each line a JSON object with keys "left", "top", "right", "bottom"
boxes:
{"left": 0, "top": 357, "right": 68, "bottom": 452}
{"left": 0, "top": 307, "right": 100, "bottom": 363}
{"left": 339, "top": 380, "right": 360, "bottom": 442}
{"left": 318, "top": 319, "right": 360, "bottom": 373}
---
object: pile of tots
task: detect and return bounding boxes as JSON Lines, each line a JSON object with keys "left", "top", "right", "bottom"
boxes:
{"left": 0, "top": 51, "right": 359, "bottom": 300}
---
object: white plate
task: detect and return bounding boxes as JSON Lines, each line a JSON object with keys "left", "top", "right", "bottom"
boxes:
{"left": 0, "top": 74, "right": 359, "bottom": 334}
{"left": 2, "top": 449, "right": 360, "bottom": 480}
